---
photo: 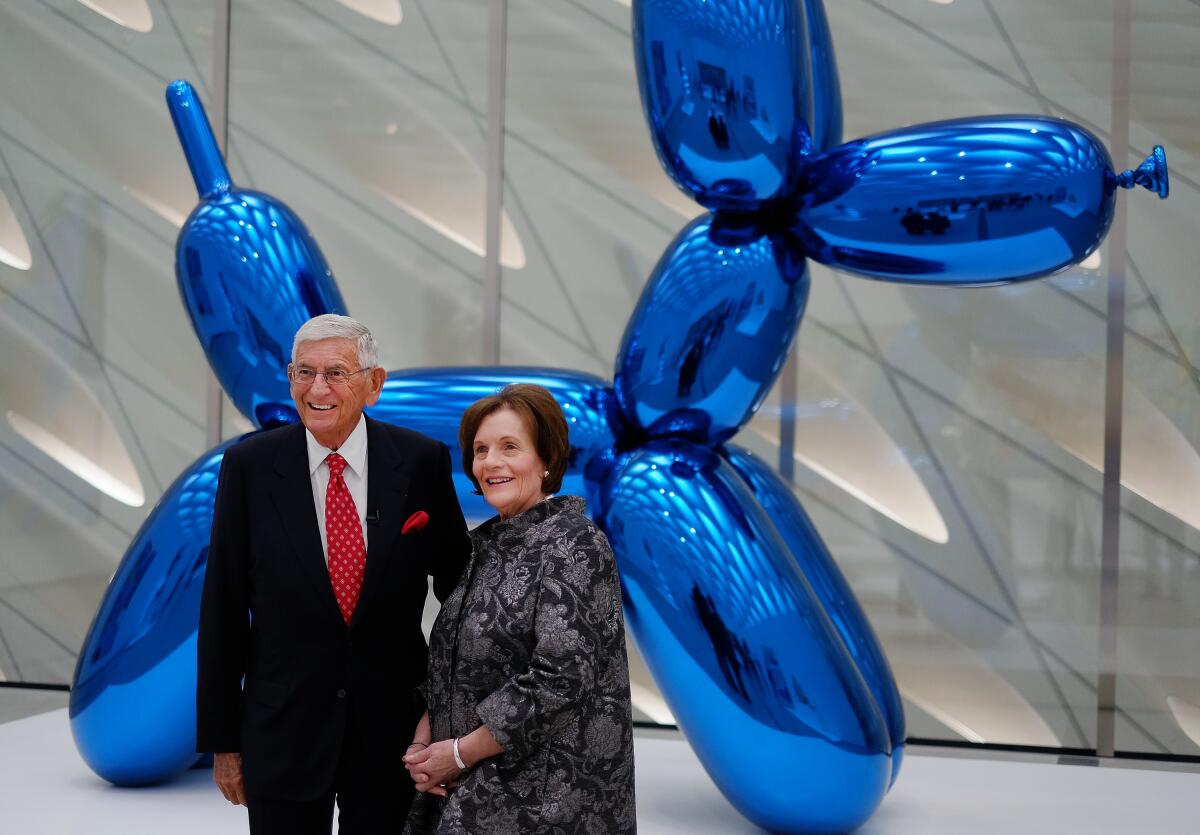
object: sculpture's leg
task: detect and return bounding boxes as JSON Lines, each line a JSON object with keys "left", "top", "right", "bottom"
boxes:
{"left": 70, "top": 436, "right": 249, "bottom": 785}
{"left": 589, "top": 440, "right": 890, "bottom": 834}
{"left": 724, "top": 444, "right": 906, "bottom": 787}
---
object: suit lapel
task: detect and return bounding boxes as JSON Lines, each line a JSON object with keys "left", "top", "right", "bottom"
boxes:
{"left": 352, "top": 417, "right": 410, "bottom": 627}
{"left": 269, "top": 423, "right": 345, "bottom": 628}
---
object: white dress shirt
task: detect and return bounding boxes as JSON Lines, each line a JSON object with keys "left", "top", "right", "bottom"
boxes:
{"left": 306, "top": 414, "right": 369, "bottom": 564}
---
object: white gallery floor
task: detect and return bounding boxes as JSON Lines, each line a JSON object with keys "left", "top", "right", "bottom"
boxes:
{"left": 0, "top": 708, "right": 1195, "bottom": 834}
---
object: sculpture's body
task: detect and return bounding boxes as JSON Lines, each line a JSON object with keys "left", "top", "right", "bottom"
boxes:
{"left": 71, "top": 2, "right": 1167, "bottom": 832}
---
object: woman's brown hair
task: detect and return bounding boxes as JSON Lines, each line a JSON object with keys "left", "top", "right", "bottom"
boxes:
{"left": 458, "top": 384, "right": 570, "bottom": 495}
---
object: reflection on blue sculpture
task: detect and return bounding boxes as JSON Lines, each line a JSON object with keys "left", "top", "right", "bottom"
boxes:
{"left": 725, "top": 445, "right": 905, "bottom": 787}
{"left": 72, "top": 2, "right": 1169, "bottom": 829}
{"left": 615, "top": 216, "right": 809, "bottom": 445}
{"left": 370, "top": 367, "right": 618, "bottom": 520}
{"left": 803, "top": 0, "right": 842, "bottom": 154}
{"left": 168, "top": 81, "right": 346, "bottom": 427}
{"left": 70, "top": 437, "right": 247, "bottom": 785}
{"left": 372, "top": 367, "right": 617, "bottom": 464}
{"left": 1116, "top": 143, "right": 1169, "bottom": 197}
{"left": 632, "top": 0, "right": 814, "bottom": 210}
{"left": 792, "top": 116, "right": 1167, "bottom": 284}
{"left": 591, "top": 441, "right": 890, "bottom": 833}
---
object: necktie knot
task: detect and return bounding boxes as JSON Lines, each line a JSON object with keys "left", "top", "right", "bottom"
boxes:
{"left": 326, "top": 452, "right": 347, "bottom": 479}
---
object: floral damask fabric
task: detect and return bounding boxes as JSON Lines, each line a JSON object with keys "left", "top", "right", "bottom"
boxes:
{"left": 404, "top": 495, "right": 636, "bottom": 834}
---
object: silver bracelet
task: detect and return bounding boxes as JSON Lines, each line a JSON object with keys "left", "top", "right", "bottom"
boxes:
{"left": 452, "top": 737, "right": 468, "bottom": 770}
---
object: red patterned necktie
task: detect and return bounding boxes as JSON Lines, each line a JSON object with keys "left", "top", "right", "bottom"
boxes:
{"left": 325, "top": 453, "right": 366, "bottom": 624}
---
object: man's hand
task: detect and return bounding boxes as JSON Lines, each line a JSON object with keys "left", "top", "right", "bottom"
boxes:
{"left": 213, "top": 752, "right": 247, "bottom": 806}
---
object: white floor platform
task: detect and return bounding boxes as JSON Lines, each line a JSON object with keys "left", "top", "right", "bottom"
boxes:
{"left": 0, "top": 709, "right": 1195, "bottom": 834}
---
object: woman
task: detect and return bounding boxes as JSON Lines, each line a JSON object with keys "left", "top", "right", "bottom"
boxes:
{"left": 403, "top": 384, "right": 636, "bottom": 834}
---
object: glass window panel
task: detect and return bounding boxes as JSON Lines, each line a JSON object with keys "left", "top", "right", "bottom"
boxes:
{"left": 1115, "top": 227, "right": 1200, "bottom": 757}
{"left": 228, "top": 0, "right": 488, "bottom": 370}
{"left": 0, "top": 0, "right": 214, "bottom": 685}
{"left": 500, "top": 0, "right": 693, "bottom": 374}
{"left": 1112, "top": 2, "right": 1200, "bottom": 759}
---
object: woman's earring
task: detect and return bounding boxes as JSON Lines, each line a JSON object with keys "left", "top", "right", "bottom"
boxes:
{"left": 543, "top": 470, "right": 549, "bottom": 478}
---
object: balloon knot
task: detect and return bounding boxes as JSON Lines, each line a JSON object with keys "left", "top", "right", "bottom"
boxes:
{"left": 1116, "top": 145, "right": 1169, "bottom": 199}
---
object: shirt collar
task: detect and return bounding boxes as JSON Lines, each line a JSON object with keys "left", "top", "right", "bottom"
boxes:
{"left": 306, "top": 414, "right": 368, "bottom": 477}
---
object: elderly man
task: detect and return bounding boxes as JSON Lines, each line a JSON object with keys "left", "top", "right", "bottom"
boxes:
{"left": 197, "top": 314, "right": 471, "bottom": 834}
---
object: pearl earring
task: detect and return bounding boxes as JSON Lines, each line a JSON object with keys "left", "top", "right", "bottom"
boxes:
{"left": 543, "top": 470, "right": 549, "bottom": 478}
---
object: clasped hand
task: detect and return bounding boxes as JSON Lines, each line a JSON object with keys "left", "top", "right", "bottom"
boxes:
{"left": 404, "top": 740, "right": 465, "bottom": 797}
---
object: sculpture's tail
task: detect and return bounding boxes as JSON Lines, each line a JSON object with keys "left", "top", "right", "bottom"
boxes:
{"left": 166, "top": 80, "right": 231, "bottom": 200}
{"left": 1116, "top": 145, "right": 1169, "bottom": 199}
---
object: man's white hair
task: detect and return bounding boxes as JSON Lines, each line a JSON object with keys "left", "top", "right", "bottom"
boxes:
{"left": 291, "top": 314, "right": 379, "bottom": 369}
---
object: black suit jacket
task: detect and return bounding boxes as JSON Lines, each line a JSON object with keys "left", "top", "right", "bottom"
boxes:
{"left": 196, "top": 417, "right": 470, "bottom": 801}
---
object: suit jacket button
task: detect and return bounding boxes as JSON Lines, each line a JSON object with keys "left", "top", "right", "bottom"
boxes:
{"left": 337, "top": 688, "right": 347, "bottom": 699}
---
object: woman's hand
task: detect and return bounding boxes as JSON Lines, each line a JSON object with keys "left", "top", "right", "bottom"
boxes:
{"left": 404, "top": 741, "right": 442, "bottom": 794}
{"left": 403, "top": 739, "right": 465, "bottom": 796}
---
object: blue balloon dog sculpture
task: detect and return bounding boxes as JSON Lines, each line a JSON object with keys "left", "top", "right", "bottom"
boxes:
{"left": 71, "top": 2, "right": 1168, "bottom": 831}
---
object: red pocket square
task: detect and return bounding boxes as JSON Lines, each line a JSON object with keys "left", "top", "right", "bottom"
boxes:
{"left": 402, "top": 510, "right": 429, "bottom": 535}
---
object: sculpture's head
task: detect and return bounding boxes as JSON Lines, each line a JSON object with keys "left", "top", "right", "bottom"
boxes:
{"left": 167, "top": 80, "right": 347, "bottom": 428}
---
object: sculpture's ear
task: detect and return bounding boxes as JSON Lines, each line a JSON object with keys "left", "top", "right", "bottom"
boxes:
{"left": 803, "top": 0, "right": 843, "bottom": 154}
{"left": 631, "top": 0, "right": 816, "bottom": 211}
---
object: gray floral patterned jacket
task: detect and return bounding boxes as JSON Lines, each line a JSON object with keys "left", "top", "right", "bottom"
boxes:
{"left": 404, "top": 495, "right": 636, "bottom": 834}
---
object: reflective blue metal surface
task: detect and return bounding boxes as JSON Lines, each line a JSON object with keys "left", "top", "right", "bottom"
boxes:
{"left": 168, "top": 80, "right": 346, "bottom": 427}
{"left": 1115, "top": 144, "right": 1169, "bottom": 198}
{"left": 724, "top": 445, "right": 905, "bottom": 786}
{"left": 803, "top": 0, "right": 841, "bottom": 154}
{"left": 792, "top": 116, "right": 1167, "bottom": 285}
{"left": 614, "top": 215, "right": 809, "bottom": 444}
{"left": 631, "top": 0, "right": 814, "bottom": 210}
{"left": 167, "top": 81, "right": 230, "bottom": 200}
{"left": 589, "top": 442, "right": 891, "bottom": 834}
{"left": 370, "top": 367, "right": 620, "bottom": 521}
{"left": 372, "top": 367, "right": 618, "bottom": 464}
{"left": 70, "top": 437, "right": 249, "bottom": 786}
